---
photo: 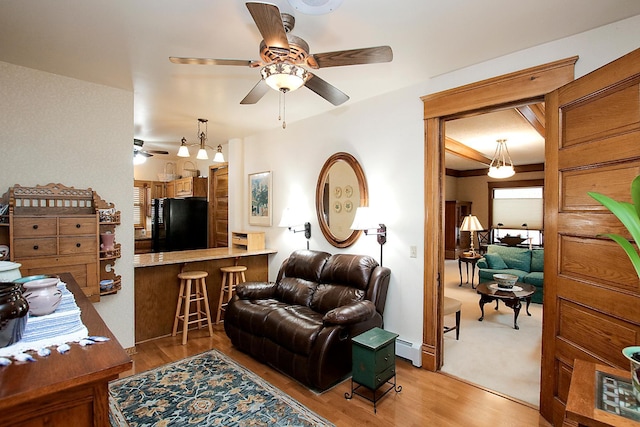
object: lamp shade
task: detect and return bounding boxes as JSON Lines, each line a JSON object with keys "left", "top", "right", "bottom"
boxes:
{"left": 278, "top": 207, "right": 295, "bottom": 228}
{"left": 460, "top": 215, "right": 484, "bottom": 232}
{"left": 350, "top": 207, "right": 378, "bottom": 230}
{"left": 213, "top": 145, "right": 225, "bottom": 162}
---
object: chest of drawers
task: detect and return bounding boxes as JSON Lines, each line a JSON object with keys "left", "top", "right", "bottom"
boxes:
{"left": 346, "top": 327, "right": 402, "bottom": 412}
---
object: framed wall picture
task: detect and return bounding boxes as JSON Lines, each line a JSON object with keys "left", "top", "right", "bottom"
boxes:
{"left": 249, "top": 171, "right": 272, "bottom": 226}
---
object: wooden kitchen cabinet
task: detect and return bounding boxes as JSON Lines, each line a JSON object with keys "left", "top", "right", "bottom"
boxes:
{"left": 6, "top": 183, "right": 120, "bottom": 302}
{"left": 174, "top": 177, "right": 207, "bottom": 198}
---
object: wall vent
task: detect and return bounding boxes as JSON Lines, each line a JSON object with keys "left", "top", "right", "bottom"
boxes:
{"left": 396, "top": 338, "right": 422, "bottom": 367}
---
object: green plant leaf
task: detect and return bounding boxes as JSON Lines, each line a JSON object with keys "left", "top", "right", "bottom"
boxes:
{"left": 632, "top": 174, "right": 640, "bottom": 219}
{"left": 602, "top": 233, "right": 640, "bottom": 279}
{"left": 587, "top": 191, "right": 640, "bottom": 248}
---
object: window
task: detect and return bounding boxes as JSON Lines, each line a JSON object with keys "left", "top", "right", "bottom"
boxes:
{"left": 489, "top": 180, "right": 544, "bottom": 246}
{"left": 133, "top": 180, "right": 151, "bottom": 230}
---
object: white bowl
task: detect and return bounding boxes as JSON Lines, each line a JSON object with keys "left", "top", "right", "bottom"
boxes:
{"left": 493, "top": 273, "right": 518, "bottom": 288}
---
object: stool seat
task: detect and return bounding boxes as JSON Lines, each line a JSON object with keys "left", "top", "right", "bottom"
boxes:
{"left": 443, "top": 296, "right": 462, "bottom": 340}
{"left": 216, "top": 265, "right": 247, "bottom": 324}
{"left": 173, "top": 270, "right": 213, "bottom": 345}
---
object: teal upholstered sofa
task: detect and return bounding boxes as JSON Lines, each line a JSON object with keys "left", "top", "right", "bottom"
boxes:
{"left": 477, "top": 244, "right": 544, "bottom": 304}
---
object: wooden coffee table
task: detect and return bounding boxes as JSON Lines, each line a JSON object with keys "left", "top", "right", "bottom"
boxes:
{"left": 476, "top": 282, "right": 535, "bottom": 330}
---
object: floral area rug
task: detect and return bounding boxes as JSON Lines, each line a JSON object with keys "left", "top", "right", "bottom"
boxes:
{"left": 109, "top": 349, "right": 334, "bottom": 427}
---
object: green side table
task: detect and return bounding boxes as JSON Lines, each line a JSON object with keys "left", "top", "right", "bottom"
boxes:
{"left": 345, "top": 327, "right": 402, "bottom": 412}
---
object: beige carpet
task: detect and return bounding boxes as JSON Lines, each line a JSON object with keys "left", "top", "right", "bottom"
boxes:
{"left": 441, "top": 259, "right": 542, "bottom": 407}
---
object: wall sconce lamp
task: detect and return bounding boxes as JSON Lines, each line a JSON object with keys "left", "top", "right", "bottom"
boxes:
{"left": 460, "top": 214, "right": 484, "bottom": 256}
{"left": 176, "top": 118, "right": 225, "bottom": 162}
{"left": 279, "top": 208, "right": 311, "bottom": 249}
{"left": 350, "top": 207, "right": 387, "bottom": 266}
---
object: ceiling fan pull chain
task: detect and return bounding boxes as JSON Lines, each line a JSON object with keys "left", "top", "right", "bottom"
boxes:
{"left": 278, "top": 90, "right": 282, "bottom": 122}
{"left": 282, "top": 90, "right": 287, "bottom": 129}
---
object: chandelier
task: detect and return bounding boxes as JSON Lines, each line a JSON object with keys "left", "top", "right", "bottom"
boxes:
{"left": 177, "top": 118, "right": 225, "bottom": 162}
{"left": 488, "top": 139, "right": 515, "bottom": 179}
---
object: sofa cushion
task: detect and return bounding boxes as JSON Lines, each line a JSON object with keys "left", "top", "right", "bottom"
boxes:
{"left": 319, "top": 253, "right": 378, "bottom": 290}
{"left": 310, "top": 284, "right": 365, "bottom": 314}
{"left": 225, "top": 299, "right": 289, "bottom": 335}
{"left": 531, "top": 249, "right": 544, "bottom": 272}
{"left": 263, "top": 305, "right": 324, "bottom": 356}
{"left": 283, "top": 249, "right": 331, "bottom": 282}
{"left": 484, "top": 253, "right": 508, "bottom": 269}
{"left": 323, "top": 300, "right": 376, "bottom": 325}
{"left": 488, "top": 245, "right": 532, "bottom": 273}
{"left": 524, "top": 271, "right": 544, "bottom": 287}
{"left": 275, "top": 277, "right": 318, "bottom": 307}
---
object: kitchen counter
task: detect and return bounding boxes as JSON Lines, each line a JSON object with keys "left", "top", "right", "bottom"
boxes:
{"left": 134, "top": 247, "right": 277, "bottom": 343}
{"left": 134, "top": 247, "right": 276, "bottom": 268}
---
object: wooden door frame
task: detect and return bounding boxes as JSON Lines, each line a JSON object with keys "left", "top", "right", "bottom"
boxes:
{"left": 420, "top": 57, "right": 578, "bottom": 374}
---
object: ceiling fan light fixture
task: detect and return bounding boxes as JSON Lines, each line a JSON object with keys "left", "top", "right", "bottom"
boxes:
{"left": 487, "top": 138, "right": 515, "bottom": 179}
{"left": 133, "top": 151, "right": 147, "bottom": 165}
{"left": 261, "top": 62, "right": 308, "bottom": 92}
{"left": 177, "top": 137, "right": 190, "bottom": 157}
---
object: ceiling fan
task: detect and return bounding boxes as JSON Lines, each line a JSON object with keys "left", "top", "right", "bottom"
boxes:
{"left": 169, "top": 1, "right": 393, "bottom": 107}
{"left": 133, "top": 139, "right": 169, "bottom": 158}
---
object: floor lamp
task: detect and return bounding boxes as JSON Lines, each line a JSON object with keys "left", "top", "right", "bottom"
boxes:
{"left": 460, "top": 215, "right": 484, "bottom": 256}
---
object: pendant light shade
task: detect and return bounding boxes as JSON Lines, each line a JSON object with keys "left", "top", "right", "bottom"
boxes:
{"left": 177, "top": 137, "right": 190, "bottom": 157}
{"left": 488, "top": 139, "right": 515, "bottom": 179}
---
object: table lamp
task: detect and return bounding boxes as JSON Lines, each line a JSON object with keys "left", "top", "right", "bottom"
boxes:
{"left": 460, "top": 215, "right": 484, "bottom": 256}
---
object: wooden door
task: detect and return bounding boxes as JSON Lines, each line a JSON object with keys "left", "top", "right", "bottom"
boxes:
{"left": 208, "top": 164, "right": 229, "bottom": 248}
{"left": 541, "top": 48, "right": 640, "bottom": 426}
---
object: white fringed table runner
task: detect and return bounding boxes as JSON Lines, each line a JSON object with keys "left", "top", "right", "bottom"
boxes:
{"left": 0, "top": 281, "right": 88, "bottom": 357}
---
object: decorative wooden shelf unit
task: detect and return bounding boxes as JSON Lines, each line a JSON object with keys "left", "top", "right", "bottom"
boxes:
{"left": 6, "top": 183, "right": 121, "bottom": 302}
{"left": 231, "top": 231, "right": 265, "bottom": 251}
{"left": 174, "top": 177, "right": 207, "bottom": 198}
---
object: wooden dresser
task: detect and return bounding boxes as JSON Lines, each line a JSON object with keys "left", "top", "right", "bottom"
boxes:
{"left": 0, "top": 273, "right": 132, "bottom": 426}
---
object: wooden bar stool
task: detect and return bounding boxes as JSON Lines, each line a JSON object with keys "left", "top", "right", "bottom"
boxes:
{"left": 443, "top": 296, "right": 462, "bottom": 340}
{"left": 216, "top": 265, "right": 247, "bottom": 324}
{"left": 172, "top": 270, "right": 213, "bottom": 345}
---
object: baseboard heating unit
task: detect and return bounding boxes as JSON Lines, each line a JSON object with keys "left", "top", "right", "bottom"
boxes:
{"left": 396, "top": 338, "right": 422, "bottom": 367}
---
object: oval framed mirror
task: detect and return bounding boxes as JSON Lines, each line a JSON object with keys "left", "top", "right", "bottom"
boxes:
{"left": 315, "top": 152, "right": 368, "bottom": 248}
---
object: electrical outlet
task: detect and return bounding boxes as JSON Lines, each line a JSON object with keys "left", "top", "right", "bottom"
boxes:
{"left": 409, "top": 245, "right": 417, "bottom": 258}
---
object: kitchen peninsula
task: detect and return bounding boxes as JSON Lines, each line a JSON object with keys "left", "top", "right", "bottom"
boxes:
{"left": 134, "top": 246, "right": 276, "bottom": 343}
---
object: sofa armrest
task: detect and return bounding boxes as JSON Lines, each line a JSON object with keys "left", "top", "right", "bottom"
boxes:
{"left": 476, "top": 258, "right": 488, "bottom": 269}
{"left": 323, "top": 300, "right": 377, "bottom": 325}
{"left": 235, "top": 282, "right": 277, "bottom": 299}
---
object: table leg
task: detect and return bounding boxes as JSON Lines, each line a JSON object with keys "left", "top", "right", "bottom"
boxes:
{"left": 525, "top": 296, "right": 532, "bottom": 316}
{"left": 470, "top": 263, "right": 476, "bottom": 289}
{"left": 478, "top": 295, "right": 492, "bottom": 321}
{"left": 503, "top": 298, "right": 522, "bottom": 330}
{"left": 458, "top": 258, "right": 463, "bottom": 286}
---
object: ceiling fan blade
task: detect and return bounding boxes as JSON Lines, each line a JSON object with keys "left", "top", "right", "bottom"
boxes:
{"left": 246, "top": 2, "right": 289, "bottom": 50}
{"left": 169, "top": 57, "right": 254, "bottom": 66}
{"left": 309, "top": 46, "right": 393, "bottom": 69}
{"left": 147, "top": 150, "right": 170, "bottom": 155}
{"left": 137, "top": 151, "right": 152, "bottom": 157}
{"left": 240, "top": 80, "right": 270, "bottom": 104}
{"left": 304, "top": 73, "right": 349, "bottom": 106}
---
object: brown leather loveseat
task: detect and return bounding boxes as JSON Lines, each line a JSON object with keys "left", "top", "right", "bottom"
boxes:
{"left": 224, "top": 249, "right": 391, "bottom": 391}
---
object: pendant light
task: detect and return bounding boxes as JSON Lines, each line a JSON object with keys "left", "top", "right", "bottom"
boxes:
{"left": 176, "top": 118, "right": 225, "bottom": 162}
{"left": 488, "top": 139, "right": 515, "bottom": 179}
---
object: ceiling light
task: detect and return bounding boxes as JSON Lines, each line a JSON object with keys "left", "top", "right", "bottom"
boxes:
{"left": 177, "top": 137, "right": 190, "bottom": 157}
{"left": 133, "top": 151, "right": 147, "bottom": 165}
{"left": 260, "top": 62, "right": 309, "bottom": 92}
{"left": 177, "top": 118, "right": 218, "bottom": 160}
{"left": 488, "top": 139, "right": 515, "bottom": 179}
{"left": 213, "top": 145, "right": 225, "bottom": 163}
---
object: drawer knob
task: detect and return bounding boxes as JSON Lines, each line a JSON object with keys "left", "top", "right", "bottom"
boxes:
{"left": 33, "top": 245, "right": 39, "bottom": 250}
{"left": 32, "top": 224, "right": 38, "bottom": 230}
{"left": 76, "top": 223, "right": 81, "bottom": 228}
{"left": 384, "top": 355, "right": 389, "bottom": 361}
{"left": 76, "top": 243, "right": 81, "bottom": 248}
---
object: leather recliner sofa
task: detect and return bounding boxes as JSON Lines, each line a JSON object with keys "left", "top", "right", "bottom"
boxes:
{"left": 224, "top": 249, "right": 391, "bottom": 391}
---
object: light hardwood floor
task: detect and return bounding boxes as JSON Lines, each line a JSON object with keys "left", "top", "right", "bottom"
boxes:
{"left": 123, "top": 326, "right": 551, "bottom": 427}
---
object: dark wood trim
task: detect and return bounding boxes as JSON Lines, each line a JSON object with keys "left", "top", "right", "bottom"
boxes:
{"left": 444, "top": 137, "right": 492, "bottom": 165}
{"left": 516, "top": 103, "right": 546, "bottom": 137}
{"left": 446, "top": 163, "right": 544, "bottom": 177}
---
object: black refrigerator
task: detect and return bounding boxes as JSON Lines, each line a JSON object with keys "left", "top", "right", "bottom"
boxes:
{"left": 152, "top": 198, "right": 208, "bottom": 252}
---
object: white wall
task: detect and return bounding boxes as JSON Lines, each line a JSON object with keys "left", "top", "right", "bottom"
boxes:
{"left": 233, "top": 15, "right": 640, "bottom": 349}
{"left": 0, "top": 61, "right": 135, "bottom": 349}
